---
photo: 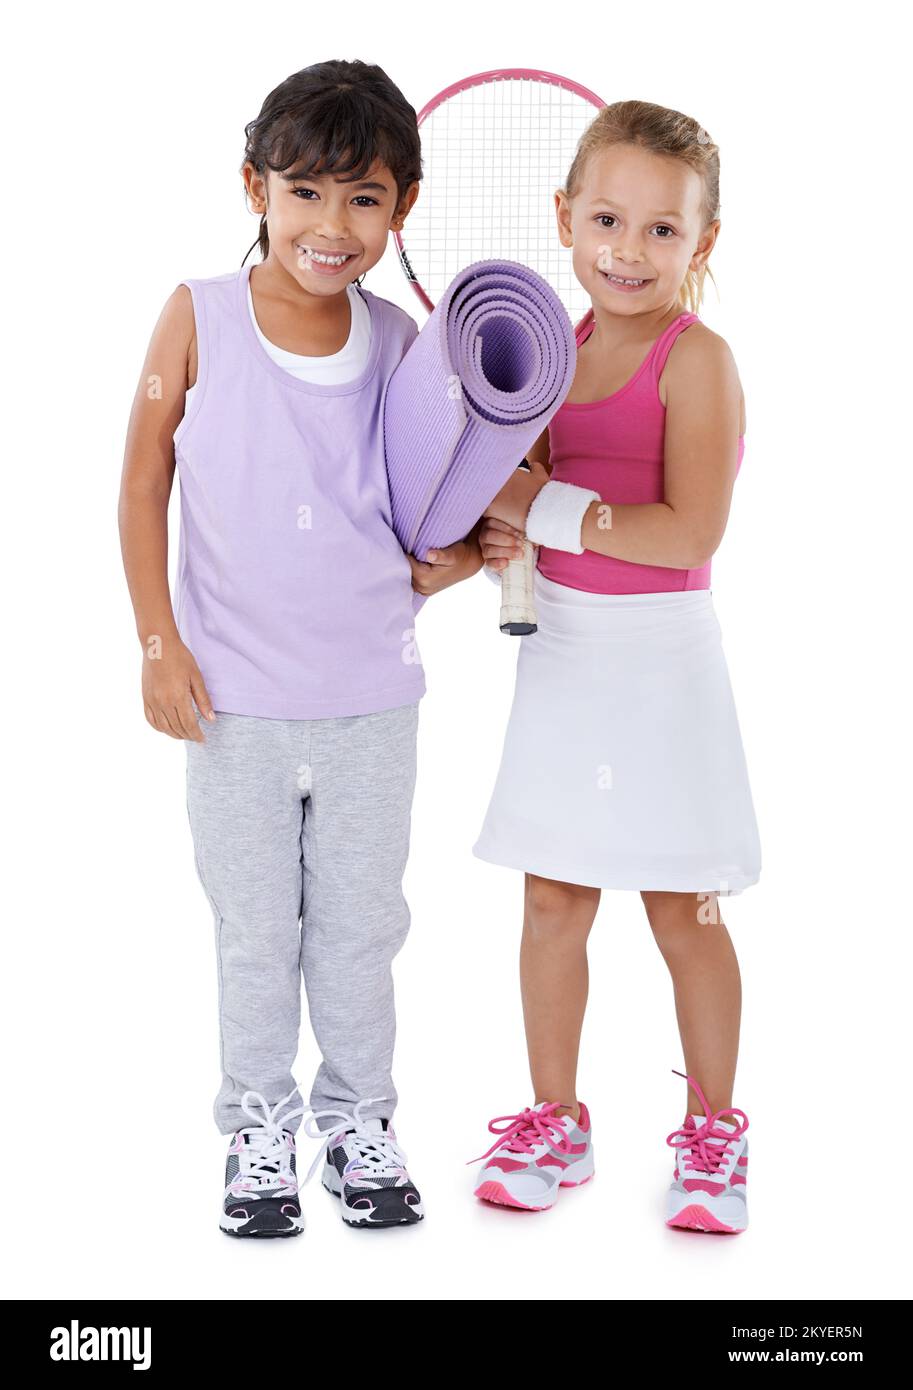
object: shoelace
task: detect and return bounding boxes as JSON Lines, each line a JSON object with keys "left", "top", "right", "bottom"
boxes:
{"left": 226, "top": 1083, "right": 310, "bottom": 1195}
{"left": 300, "top": 1096, "right": 409, "bottom": 1186}
{"left": 467, "top": 1102, "right": 572, "bottom": 1165}
{"left": 665, "top": 1068, "right": 749, "bottom": 1175}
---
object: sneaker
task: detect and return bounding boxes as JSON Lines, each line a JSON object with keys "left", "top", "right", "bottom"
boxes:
{"left": 219, "top": 1084, "right": 308, "bottom": 1238}
{"left": 305, "top": 1098, "right": 424, "bottom": 1228}
{"left": 665, "top": 1069, "right": 749, "bottom": 1234}
{"left": 471, "top": 1101, "right": 595, "bottom": 1211}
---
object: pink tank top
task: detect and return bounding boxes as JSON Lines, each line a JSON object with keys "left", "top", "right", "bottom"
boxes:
{"left": 536, "top": 309, "right": 745, "bottom": 594}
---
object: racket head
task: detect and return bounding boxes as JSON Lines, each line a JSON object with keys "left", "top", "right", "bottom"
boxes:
{"left": 395, "top": 68, "right": 605, "bottom": 328}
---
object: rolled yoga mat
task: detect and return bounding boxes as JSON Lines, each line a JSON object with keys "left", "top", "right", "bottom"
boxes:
{"left": 383, "top": 259, "right": 577, "bottom": 603}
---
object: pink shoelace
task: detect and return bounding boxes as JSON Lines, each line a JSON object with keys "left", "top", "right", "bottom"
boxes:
{"left": 468, "top": 1103, "right": 573, "bottom": 1165}
{"left": 666, "top": 1069, "right": 749, "bottom": 1175}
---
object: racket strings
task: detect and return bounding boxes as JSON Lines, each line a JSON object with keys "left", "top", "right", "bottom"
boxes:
{"left": 402, "top": 76, "right": 600, "bottom": 323}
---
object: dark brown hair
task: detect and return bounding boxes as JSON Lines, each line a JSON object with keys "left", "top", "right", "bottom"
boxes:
{"left": 241, "top": 58, "right": 422, "bottom": 265}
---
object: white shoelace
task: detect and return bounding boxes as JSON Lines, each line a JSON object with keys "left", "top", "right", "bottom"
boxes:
{"left": 301, "top": 1095, "right": 409, "bottom": 1185}
{"left": 225, "top": 1084, "right": 309, "bottom": 1197}
{"left": 227, "top": 1086, "right": 407, "bottom": 1193}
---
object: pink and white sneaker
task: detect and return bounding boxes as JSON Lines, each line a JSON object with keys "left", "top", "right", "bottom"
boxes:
{"left": 665, "top": 1069, "right": 749, "bottom": 1234}
{"left": 470, "top": 1101, "right": 594, "bottom": 1211}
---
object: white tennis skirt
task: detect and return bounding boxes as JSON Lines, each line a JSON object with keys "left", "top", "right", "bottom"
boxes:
{"left": 473, "top": 571, "right": 762, "bottom": 895}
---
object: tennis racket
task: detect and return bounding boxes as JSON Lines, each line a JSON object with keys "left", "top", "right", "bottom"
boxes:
{"left": 395, "top": 67, "right": 605, "bottom": 633}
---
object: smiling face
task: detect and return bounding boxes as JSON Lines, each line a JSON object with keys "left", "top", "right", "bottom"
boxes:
{"left": 243, "top": 155, "right": 418, "bottom": 296}
{"left": 556, "top": 143, "right": 718, "bottom": 318}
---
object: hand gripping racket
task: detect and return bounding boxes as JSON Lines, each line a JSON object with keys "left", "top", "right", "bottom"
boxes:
{"left": 395, "top": 68, "right": 605, "bottom": 633}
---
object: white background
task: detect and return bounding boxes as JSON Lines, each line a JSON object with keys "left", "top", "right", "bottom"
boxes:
{"left": 3, "top": 0, "right": 910, "bottom": 1301}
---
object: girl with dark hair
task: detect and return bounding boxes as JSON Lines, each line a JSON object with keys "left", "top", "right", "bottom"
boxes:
{"left": 119, "top": 59, "right": 484, "bottom": 1238}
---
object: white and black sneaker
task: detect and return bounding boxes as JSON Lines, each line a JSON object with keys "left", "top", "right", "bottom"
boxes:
{"left": 305, "top": 1098, "right": 424, "bottom": 1228}
{"left": 220, "top": 1084, "right": 308, "bottom": 1238}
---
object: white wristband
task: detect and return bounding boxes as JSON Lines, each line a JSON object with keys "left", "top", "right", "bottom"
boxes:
{"left": 524, "top": 480, "right": 600, "bottom": 554}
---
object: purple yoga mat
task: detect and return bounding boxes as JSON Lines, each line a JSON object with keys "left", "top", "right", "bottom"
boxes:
{"left": 383, "top": 260, "right": 577, "bottom": 581}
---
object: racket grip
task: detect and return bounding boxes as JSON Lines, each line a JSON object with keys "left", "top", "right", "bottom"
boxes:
{"left": 499, "top": 539, "right": 538, "bottom": 635}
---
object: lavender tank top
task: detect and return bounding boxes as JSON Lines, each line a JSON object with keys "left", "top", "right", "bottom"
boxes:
{"left": 172, "top": 263, "right": 426, "bottom": 719}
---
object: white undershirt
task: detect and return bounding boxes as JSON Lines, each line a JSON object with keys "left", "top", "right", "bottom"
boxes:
{"left": 184, "top": 279, "right": 371, "bottom": 407}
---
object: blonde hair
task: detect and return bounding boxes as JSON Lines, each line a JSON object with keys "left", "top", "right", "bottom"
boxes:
{"left": 563, "top": 99, "right": 721, "bottom": 313}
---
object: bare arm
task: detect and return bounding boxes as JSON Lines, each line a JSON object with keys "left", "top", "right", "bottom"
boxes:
{"left": 408, "top": 517, "right": 486, "bottom": 595}
{"left": 580, "top": 329, "right": 742, "bottom": 569}
{"left": 477, "top": 425, "right": 552, "bottom": 572}
{"left": 526, "top": 423, "right": 551, "bottom": 474}
{"left": 118, "top": 286, "right": 214, "bottom": 740}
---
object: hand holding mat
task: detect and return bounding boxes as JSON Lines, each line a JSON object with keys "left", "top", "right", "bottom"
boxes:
{"left": 383, "top": 258, "right": 576, "bottom": 622}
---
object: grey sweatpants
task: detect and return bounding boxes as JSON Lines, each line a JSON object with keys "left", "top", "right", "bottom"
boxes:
{"left": 185, "top": 700, "right": 420, "bottom": 1136}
